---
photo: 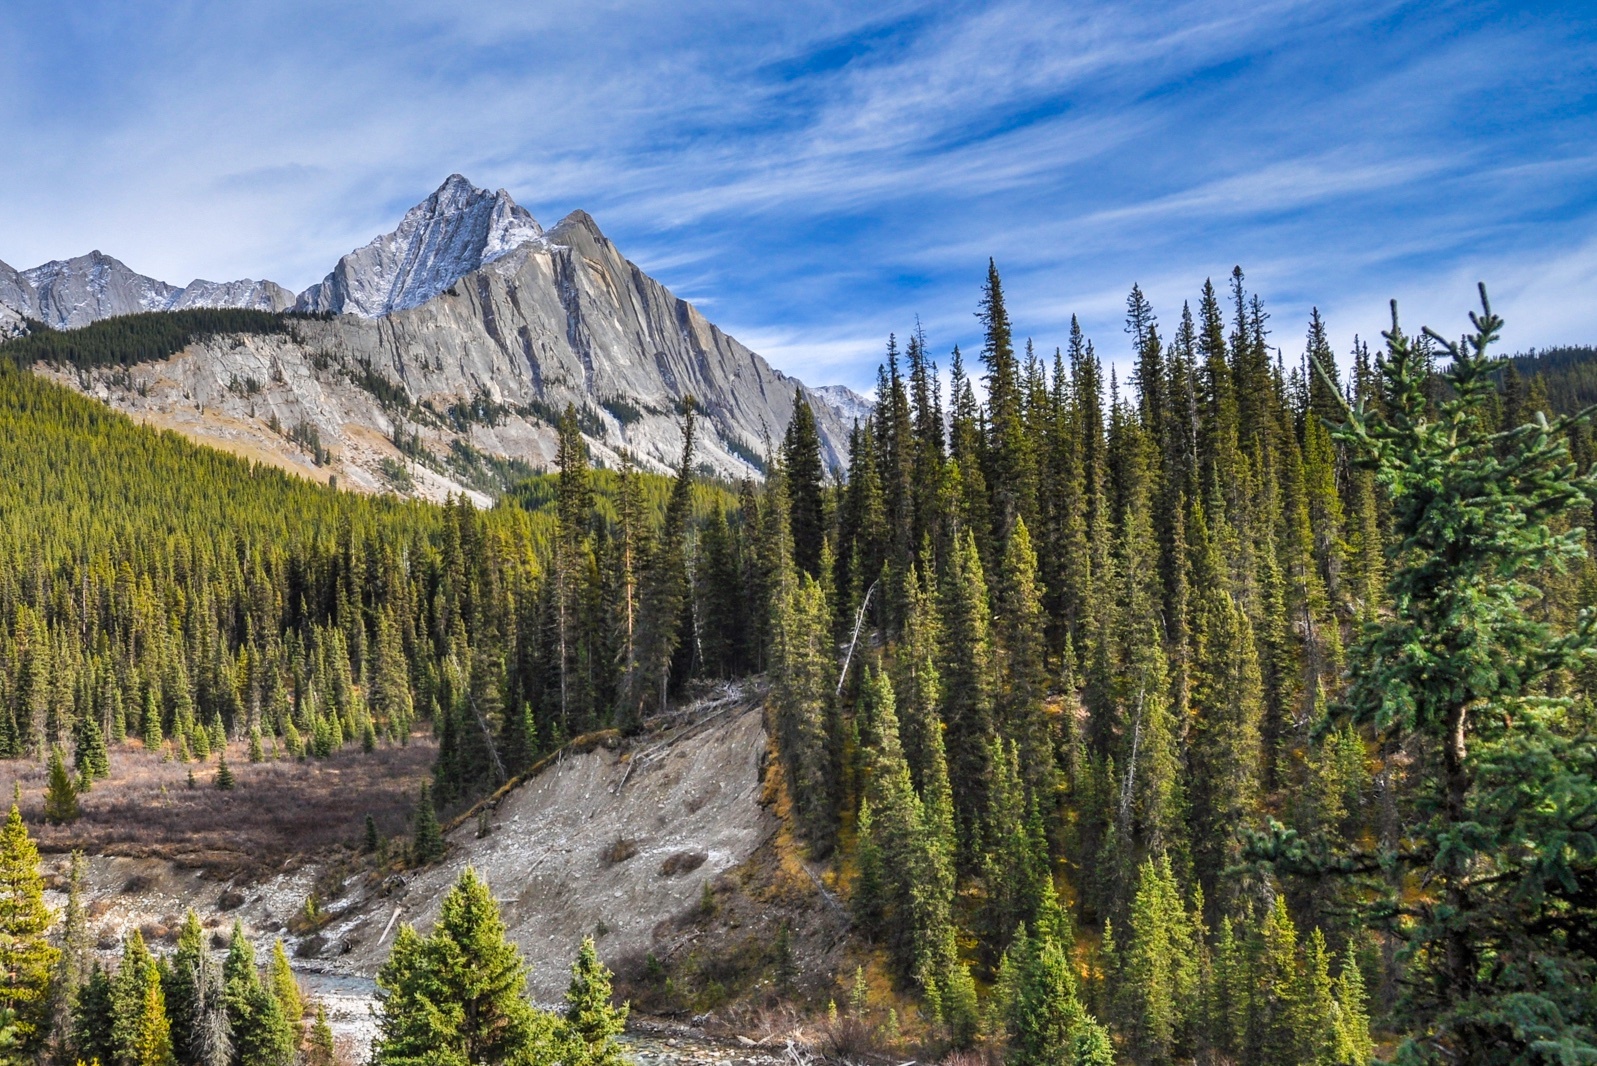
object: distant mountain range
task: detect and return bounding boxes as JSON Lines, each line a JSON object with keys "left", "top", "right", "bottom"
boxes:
{"left": 0, "top": 252, "right": 292, "bottom": 329}
{"left": 0, "top": 176, "right": 870, "bottom": 498}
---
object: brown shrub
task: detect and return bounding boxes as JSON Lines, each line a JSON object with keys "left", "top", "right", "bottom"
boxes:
{"left": 600, "top": 838, "right": 640, "bottom": 866}
{"left": 660, "top": 850, "right": 708, "bottom": 876}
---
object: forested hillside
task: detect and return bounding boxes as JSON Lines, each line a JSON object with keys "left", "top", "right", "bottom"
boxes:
{"left": 1500, "top": 344, "right": 1597, "bottom": 415}
{"left": 0, "top": 310, "right": 326, "bottom": 370}
{"left": 1, "top": 263, "right": 1594, "bottom": 1065}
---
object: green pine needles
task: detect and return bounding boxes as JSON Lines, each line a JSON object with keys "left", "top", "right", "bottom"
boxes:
{"left": 372, "top": 869, "right": 627, "bottom": 1066}
{"left": 1294, "top": 288, "right": 1597, "bottom": 1061}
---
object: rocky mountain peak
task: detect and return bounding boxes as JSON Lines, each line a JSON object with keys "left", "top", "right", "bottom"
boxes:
{"left": 295, "top": 176, "right": 545, "bottom": 318}
{"left": 22, "top": 250, "right": 180, "bottom": 330}
{"left": 0, "top": 251, "right": 293, "bottom": 328}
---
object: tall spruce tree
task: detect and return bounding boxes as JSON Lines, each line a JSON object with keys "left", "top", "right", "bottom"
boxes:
{"left": 782, "top": 389, "right": 826, "bottom": 580}
{"left": 372, "top": 869, "right": 552, "bottom": 1066}
{"left": 621, "top": 402, "right": 696, "bottom": 725}
{"left": 0, "top": 802, "right": 58, "bottom": 1058}
{"left": 1277, "top": 290, "right": 1597, "bottom": 1061}
{"left": 222, "top": 923, "right": 293, "bottom": 1066}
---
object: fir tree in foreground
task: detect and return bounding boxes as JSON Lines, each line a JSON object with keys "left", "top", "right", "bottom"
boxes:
{"left": 372, "top": 868, "right": 553, "bottom": 1066}
{"left": 1263, "top": 288, "right": 1597, "bottom": 1062}
{"left": 560, "top": 936, "right": 628, "bottom": 1066}
{"left": 0, "top": 802, "right": 58, "bottom": 1058}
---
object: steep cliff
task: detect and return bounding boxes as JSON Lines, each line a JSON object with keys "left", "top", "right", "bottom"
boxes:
{"left": 9, "top": 177, "right": 869, "bottom": 493}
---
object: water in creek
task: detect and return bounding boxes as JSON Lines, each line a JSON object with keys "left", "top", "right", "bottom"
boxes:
{"left": 293, "top": 972, "right": 798, "bottom": 1066}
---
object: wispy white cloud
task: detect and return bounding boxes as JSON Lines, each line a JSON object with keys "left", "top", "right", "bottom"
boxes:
{"left": 0, "top": 0, "right": 1591, "bottom": 392}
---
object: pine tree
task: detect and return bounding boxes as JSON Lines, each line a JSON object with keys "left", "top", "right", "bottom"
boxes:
{"left": 1292, "top": 291, "right": 1597, "bottom": 1060}
{"left": 44, "top": 747, "right": 79, "bottom": 823}
{"left": 940, "top": 532, "right": 996, "bottom": 853}
{"left": 305, "top": 1006, "right": 334, "bottom": 1066}
{"left": 553, "top": 405, "right": 594, "bottom": 733}
{"left": 72, "top": 965, "right": 117, "bottom": 1066}
{"left": 111, "top": 931, "right": 156, "bottom": 1066}
{"left": 372, "top": 869, "right": 552, "bottom": 1066}
{"left": 1186, "top": 502, "right": 1264, "bottom": 900}
{"left": 73, "top": 710, "right": 109, "bottom": 787}
{"left": 411, "top": 784, "right": 444, "bottom": 866}
{"left": 213, "top": 754, "right": 234, "bottom": 791}
{"left": 782, "top": 389, "right": 826, "bottom": 580}
{"left": 1005, "top": 931, "right": 1092, "bottom": 1066}
{"left": 993, "top": 519, "right": 1052, "bottom": 793}
{"left": 131, "top": 966, "right": 173, "bottom": 1066}
{"left": 766, "top": 467, "right": 837, "bottom": 851}
{"left": 164, "top": 913, "right": 205, "bottom": 1066}
{"left": 620, "top": 402, "right": 696, "bottom": 725}
{"left": 1119, "top": 856, "right": 1198, "bottom": 1064}
{"left": 1333, "top": 944, "right": 1374, "bottom": 1066}
{"left": 0, "top": 801, "right": 59, "bottom": 1057}
{"left": 559, "top": 936, "right": 627, "bottom": 1066}
{"left": 851, "top": 797, "right": 883, "bottom": 936}
{"left": 49, "top": 849, "right": 90, "bottom": 1055}
{"left": 979, "top": 260, "right": 1036, "bottom": 540}
{"left": 222, "top": 923, "right": 294, "bottom": 1066}
{"left": 981, "top": 740, "right": 1048, "bottom": 964}
{"left": 855, "top": 666, "right": 964, "bottom": 1018}
{"left": 267, "top": 941, "right": 301, "bottom": 1037}
{"left": 1251, "top": 896, "right": 1303, "bottom": 1065}
{"left": 1293, "top": 928, "right": 1341, "bottom": 1066}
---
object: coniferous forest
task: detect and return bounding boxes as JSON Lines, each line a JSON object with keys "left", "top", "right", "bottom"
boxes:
{"left": 0, "top": 263, "right": 1593, "bottom": 1065}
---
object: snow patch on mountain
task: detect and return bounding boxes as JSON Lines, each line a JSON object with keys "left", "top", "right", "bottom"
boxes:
{"left": 294, "top": 175, "right": 544, "bottom": 318}
{"left": 0, "top": 252, "right": 294, "bottom": 329}
{"left": 170, "top": 277, "right": 295, "bottom": 312}
{"left": 812, "top": 384, "right": 874, "bottom": 428}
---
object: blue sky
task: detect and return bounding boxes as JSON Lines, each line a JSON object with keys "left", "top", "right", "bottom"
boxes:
{"left": 0, "top": 1, "right": 1593, "bottom": 392}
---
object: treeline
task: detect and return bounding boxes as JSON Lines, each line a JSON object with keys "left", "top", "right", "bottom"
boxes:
{"left": 1500, "top": 343, "right": 1597, "bottom": 415}
{"left": 743, "top": 268, "right": 1595, "bottom": 1064}
{"left": 0, "top": 311, "right": 329, "bottom": 370}
{"left": 0, "top": 360, "right": 752, "bottom": 810}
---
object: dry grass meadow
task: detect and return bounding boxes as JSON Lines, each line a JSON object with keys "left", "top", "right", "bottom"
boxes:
{"left": 0, "top": 737, "right": 436, "bottom": 874}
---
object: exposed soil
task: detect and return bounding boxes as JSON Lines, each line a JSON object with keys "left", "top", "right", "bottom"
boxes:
{"left": 20, "top": 686, "right": 928, "bottom": 1063}
{"left": 323, "top": 685, "right": 779, "bottom": 1000}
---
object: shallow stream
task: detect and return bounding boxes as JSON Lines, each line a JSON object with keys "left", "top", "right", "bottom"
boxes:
{"left": 295, "top": 972, "right": 798, "bottom": 1066}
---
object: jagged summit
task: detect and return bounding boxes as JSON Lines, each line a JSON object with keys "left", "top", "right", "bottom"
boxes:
{"left": 23, "top": 251, "right": 179, "bottom": 328}
{"left": 294, "top": 175, "right": 545, "bottom": 317}
{"left": 3, "top": 175, "right": 873, "bottom": 491}
{"left": 0, "top": 251, "right": 292, "bottom": 329}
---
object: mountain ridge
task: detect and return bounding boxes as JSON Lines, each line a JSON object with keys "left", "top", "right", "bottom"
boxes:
{"left": 4, "top": 176, "right": 870, "bottom": 495}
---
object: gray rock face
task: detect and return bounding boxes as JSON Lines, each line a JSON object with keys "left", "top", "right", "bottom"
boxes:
{"left": 169, "top": 277, "right": 296, "bottom": 312}
{"left": 0, "top": 259, "right": 37, "bottom": 321}
{"left": 295, "top": 174, "right": 544, "bottom": 318}
{"left": 0, "top": 252, "right": 295, "bottom": 329}
{"left": 11, "top": 175, "right": 872, "bottom": 491}
{"left": 21, "top": 251, "right": 180, "bottom": 329}
{"left": 50, "top": 202, "right": 862, "bottom": 490}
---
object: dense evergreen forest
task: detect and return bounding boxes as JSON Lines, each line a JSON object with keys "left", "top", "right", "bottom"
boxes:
{"left": 0, "top": 311, "right": 330, "bottom": 370}
{"left": 0, "top": 264, "right": 1593, "bottom": 1064}
{"left": 1500, "top": 344, "right": 1597, "bottom": 415}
